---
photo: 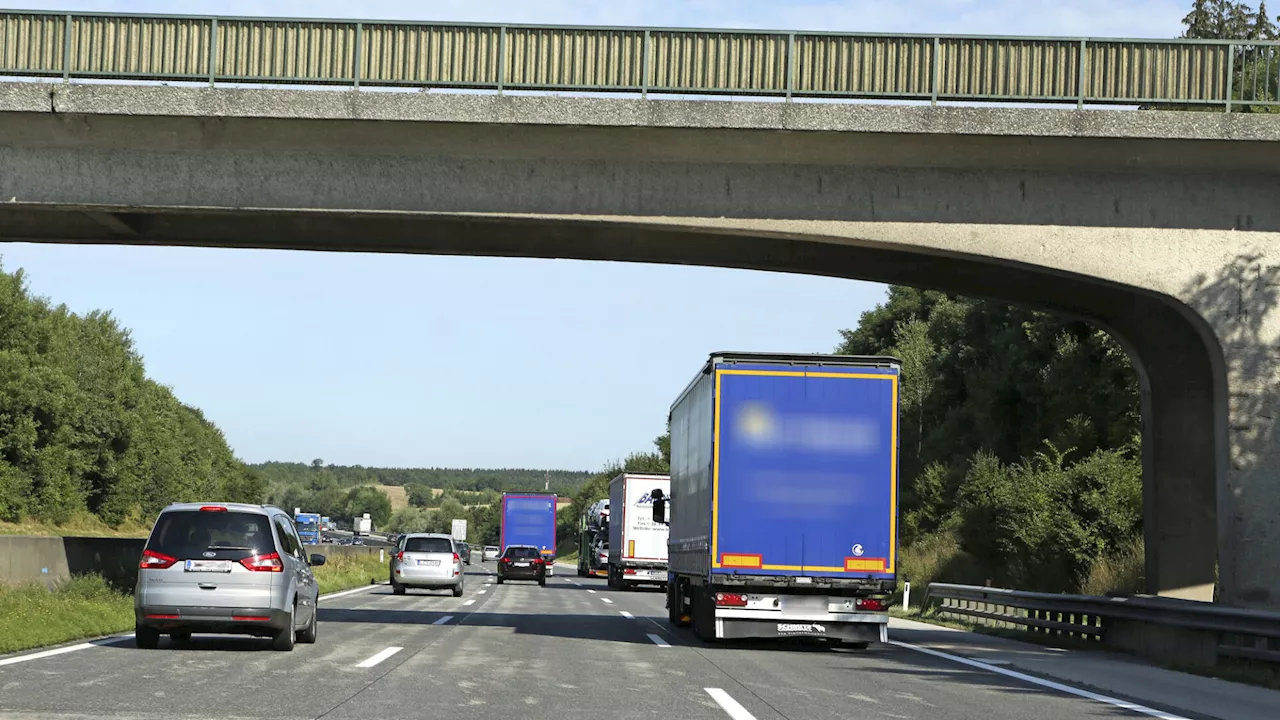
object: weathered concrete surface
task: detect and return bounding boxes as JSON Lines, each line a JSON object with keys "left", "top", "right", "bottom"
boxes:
{"left": 0, "top": 536, "right": 146, "bottom": 589}
{"left": 2, "top": 84, "right": 1279, "bottom": 608}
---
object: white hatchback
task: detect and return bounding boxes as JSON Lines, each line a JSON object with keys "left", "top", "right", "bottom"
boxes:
{"left": 390, "top": 533, "right": 464, "bottom": 596}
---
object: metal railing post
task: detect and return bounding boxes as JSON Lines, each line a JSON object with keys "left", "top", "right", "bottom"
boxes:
{"left": 786, "top": 32, "right": 795, "bottom": 102}
{"left": 641, "top": 29, "right": 650, "bottom": 98}
{"left": 930, "top": 36, "right": 940, "bottom": 106}
{"left": 497, "top": 26, "right": 506, "bottom": 94}
{"left": 208, "top": 17, "right": 217, "bottom": 87}
{"left": 62, "top": 14, "right": 73, "bottom": 82}
{"left": 1225, "top": 42, "right": 1236, "bottom": 113}
{"left": 353, "top": 22, "right": 362, "bottom": 90}
{"left": 1077, "top": 39, "right": 1087, "bottom": 109}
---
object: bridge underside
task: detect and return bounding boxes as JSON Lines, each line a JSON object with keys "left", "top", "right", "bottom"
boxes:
{"left": 0, "top": 204, "right": 1226, "bottom": 606}
{"left": 2, "top": 85, "right": 1278, "bottom": 607}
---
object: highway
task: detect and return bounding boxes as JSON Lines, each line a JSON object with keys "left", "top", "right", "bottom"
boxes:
{"left": 0, "top": 560, "right": 1242, "bottom": 720}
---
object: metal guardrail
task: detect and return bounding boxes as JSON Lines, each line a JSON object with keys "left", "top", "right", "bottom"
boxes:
{"left": 1, "top": 10, "right": 1278, "bottom": 110}
{"left": 925, "top": 582, "right": 1280, "bottom": 664}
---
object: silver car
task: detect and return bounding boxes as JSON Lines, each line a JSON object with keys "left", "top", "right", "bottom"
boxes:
{"left": 134, "top": 502, "right": 325, "bottom": 651}
{"left": 390, "top": 533, "right": 465, "bottom": 596}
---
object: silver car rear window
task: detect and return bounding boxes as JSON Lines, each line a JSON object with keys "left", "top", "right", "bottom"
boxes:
{"left": 404, "top": 537, "right": 453, "bottom": 553}
{"left": 146, "top": 510, "right": 275, "bottom": 560}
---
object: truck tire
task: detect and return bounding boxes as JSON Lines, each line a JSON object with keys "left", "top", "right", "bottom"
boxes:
{"left": 670, "top": 581, "right": 692, "bottom": 627}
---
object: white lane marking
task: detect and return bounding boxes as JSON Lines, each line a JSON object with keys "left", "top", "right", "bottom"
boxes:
{"left": 0, "top": 581, "right": 387, "bottom": 668}
{"left": 647, "top": 633, "right": 672, "bottom": 647}
{"left": 478, "top": 590, "right": 487, "bottom": 595}
{"left": 889, "top": 641, "right": 1192, "bottom": 720}
{"left": 0, "top": 636, "right": 131, "bottom": 668}
{"left": 573, "top": 582, "right": 582, "bottom": 587}
{"left": 587, "top": 589, "right": 596, "bottom": 594}
{"left": 601, "top": 598, "right": 614, "bottom": 604}
{"left": 355, "top": 646, "right": 403, "bottom": 668}
{"left": 705, "top": 688, "right": 757, "bottom": 720}
{"left": 619, "top": 611, "right": 634, "bottom": 619}
{"left": 432, "top": 615, "right": 454, "bottom": 625}
{"left": 462, "top": 599, "right": 476, "bottom": 606}
{"left": 318, "top": 583, "right": 385, "bottom": 603}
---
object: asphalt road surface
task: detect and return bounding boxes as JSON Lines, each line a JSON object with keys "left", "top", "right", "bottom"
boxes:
{"left": 0, "top": 561, "right": 1223, "bottom": 720}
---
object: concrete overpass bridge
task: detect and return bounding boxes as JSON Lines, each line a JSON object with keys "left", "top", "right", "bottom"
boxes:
{"left": 2, "top": 11, "right": 1280, "bottom": 610}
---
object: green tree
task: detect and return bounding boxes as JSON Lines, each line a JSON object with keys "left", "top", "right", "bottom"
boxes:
{"left": 344, "top": 486, "right": 392, "bottom": 527}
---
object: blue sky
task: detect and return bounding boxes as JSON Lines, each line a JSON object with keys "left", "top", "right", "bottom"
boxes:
{"left": 1, "top": 1, "right": 1192, "bottom": 471}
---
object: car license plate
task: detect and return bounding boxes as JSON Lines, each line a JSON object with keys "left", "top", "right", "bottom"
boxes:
{"left": 514, "top": 561, "right": 530, "bottom": 567}
{"left": 417, "top": 559, "right": 440, "bottom": 567}
{"left": 184, "top": 559, "right": 232, "bottom": 573}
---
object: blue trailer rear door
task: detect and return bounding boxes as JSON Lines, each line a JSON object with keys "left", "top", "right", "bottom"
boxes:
{"left": 502, "top": 495, "right": 557, "bottom": 557}
{"left": 712, "top": 363, "right": 898, "bottom": 579}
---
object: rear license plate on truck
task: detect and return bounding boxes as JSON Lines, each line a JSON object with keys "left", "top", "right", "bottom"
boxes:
{"left": 184, "top": 560, "right": 232, "bottom": 573}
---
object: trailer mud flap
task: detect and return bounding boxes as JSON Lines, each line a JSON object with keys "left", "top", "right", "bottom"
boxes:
{"left": 716, "top": 617, "right": 887, "bottom": 643}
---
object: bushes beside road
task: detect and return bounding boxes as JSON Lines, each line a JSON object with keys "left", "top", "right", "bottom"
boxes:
{"left": 313, "top": 552, "right": 386, "bottom": 595}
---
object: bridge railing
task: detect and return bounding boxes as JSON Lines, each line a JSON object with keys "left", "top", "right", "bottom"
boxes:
{"left": 924, "top": 582, "right": 1280, "bottom": 666}
{"left": 2, "top": 10, "right": 1278, "bottom": 110}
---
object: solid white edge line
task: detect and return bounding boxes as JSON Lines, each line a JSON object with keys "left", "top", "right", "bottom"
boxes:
{"left": 620, "top": 611, "right": 634, "bottom": 619}
{"left": 318, "top": 582, "right": 385, "bottom": 603}
{"left": 705, "top": 688, "right": 757, "bottom": 720}
{"left": 355, "top": 646, "right": 403, "bottom": 668}
{"left": 432, "top": 615, "right": 454, "bottom": 625}
{"left": 1, "top": 581, "right": 389, "bottom": 668}
{"left": 646, "top": 633, "right": 671, "bottom": 647}
{"left": 601, "top": 598, "right": 614, "bottom": 604}
{"left": 888, "top": 641, "right": 1192, "bottom": 720}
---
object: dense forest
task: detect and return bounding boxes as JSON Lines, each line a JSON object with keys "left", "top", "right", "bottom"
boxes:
{"left": 0, "top": 264, "right": 262, "bottom": 526}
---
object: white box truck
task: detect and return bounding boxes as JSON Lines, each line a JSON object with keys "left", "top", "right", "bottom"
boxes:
{"left": 451, "top": 518, "right": 468, "bottom": 542}
{"left": 353, "top": 513, "right": 372, "bottom": 535}
{"left": 607, "top": 472, "right": 670, "bottom": 590}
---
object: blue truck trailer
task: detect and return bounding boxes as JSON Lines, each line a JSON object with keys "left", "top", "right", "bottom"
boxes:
{"left": 654, "top": 352, "right": 900, "bottom": 647}
{"left": 293, "top": 511, "right": 322, "bottom": 545}
{"left": 500, "top": 493, "right": 558, "bottom": 575}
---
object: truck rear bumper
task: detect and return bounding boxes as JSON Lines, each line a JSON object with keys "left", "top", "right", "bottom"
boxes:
{"left": 712, "top": 609, "right": 888, "bottom": 643}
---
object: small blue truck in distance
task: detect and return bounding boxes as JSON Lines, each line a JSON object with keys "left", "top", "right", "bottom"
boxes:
{"left": 500, "top": 493, "right": 558, "bottom": 572}
{"left": 293, "top": 512, "right": 322, "bottom": 545}
{"left": 655, "top": 352, "right": 900, "bottom": 647}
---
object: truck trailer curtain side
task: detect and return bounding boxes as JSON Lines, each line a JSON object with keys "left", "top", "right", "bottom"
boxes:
{"left": 666, "top": 352, "right": 901, "bottom": 646}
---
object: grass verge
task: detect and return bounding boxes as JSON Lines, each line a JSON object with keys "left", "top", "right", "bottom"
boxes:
{"left": 0, "top": 512, "right": 151, "bottom": 538}
{"left": 312, "top": 552, "right": 387, "bottom": 595}
{"left": 0, "top": 575, "right": 134, "bottom": 655}
{"left": 892, "top": 606, "right": 1280, "bottom": 691}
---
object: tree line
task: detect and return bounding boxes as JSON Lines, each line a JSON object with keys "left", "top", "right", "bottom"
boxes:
{"left": 0, "top": 264, "right": 262, "bottom": 526}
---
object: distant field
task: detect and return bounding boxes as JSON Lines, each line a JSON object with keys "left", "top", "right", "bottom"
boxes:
{"left": 370, "top": 484, "right": 410, "bottom": 511}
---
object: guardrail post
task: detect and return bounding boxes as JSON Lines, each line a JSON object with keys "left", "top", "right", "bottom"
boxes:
{"left": 497, "top": 26, "right": 506, "bottom": 94}
{"left": 62, "top": 14, "right": 73, "bottom": 82}
{"left": 353, "top": 22, "right": 362, "bottom": 90}
{"left": 930, "top": 36, "right": 940, "bottom": 106}
{"left": 641, "top": 29, "right": 650, "bottom": 98}
{"left": 208, "top": 18, "right": 218, "bottom": 87}
{"left": 1077, "top": 39, "right": 1087, "bottom": 109}
{"left": 1225, "top": 42, "right": 1235, "bottom": 113}
{"left": 786, "top": 32, "right": 795, "bottom": 102}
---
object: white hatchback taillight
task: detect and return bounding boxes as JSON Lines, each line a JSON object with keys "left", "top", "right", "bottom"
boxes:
{"left": 239, "top": 551, "right": 284, "bottom": 572}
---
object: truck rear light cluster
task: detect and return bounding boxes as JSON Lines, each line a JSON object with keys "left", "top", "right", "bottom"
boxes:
{"left": 855, "top": 598, "right": 888, "bottom": 611}
{"left": 623, "top": 568, "right": 637, "bottom": 575}
{"left": 139, "top": 550, "right": 178, "bottom": 569}
{"left": 239, "top": 551, "right": 284, "bottom": 572}
{"left": 714, "top": 592, "right": 748, "bottom": 607}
